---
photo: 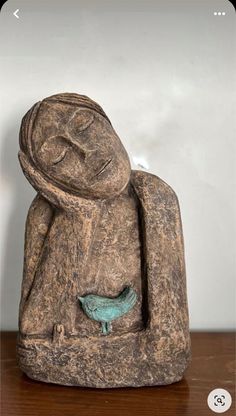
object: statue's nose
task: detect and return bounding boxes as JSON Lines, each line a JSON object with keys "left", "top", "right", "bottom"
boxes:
{"left": 70, "top": 138, "right": 87, "bottom": 160}
{"left": 70, "top": 138, "right": 101, "bottom": 164}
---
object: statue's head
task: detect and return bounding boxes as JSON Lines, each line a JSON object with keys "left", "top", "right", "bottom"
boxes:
{"left": 19, "top": 93, "right": 131, "bottom": 199}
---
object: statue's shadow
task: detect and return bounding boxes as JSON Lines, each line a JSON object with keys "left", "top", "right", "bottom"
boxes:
{"left": 1, "top": 117, "right": 35, "bottom": 330}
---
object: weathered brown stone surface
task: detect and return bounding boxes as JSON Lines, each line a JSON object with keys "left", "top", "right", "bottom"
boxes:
{"left": 17, "top": 93, "right": 191, "bottom": 387}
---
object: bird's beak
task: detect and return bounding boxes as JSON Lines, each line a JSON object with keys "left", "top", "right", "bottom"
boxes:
{"left": 78, "top": 297, "right": 84, "bottom": 304}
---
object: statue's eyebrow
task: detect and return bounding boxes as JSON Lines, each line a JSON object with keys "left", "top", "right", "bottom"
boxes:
{"left": 66, "top": 110, "right": 95, "bottom": 134}
{"left": 39, "top": 134, "right": 70, "bottom": 150}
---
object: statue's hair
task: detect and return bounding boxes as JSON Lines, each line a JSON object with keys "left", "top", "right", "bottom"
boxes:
{"left": 19, "top": 93, "right": 111, "bottom": 156}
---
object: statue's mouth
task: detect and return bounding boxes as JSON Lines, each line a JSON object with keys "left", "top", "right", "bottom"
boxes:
{"left": 94, "top": 158, "right": 112, "bottom": 178}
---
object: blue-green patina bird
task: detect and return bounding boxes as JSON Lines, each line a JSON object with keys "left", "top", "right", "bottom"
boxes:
{"left": 78, "top": 286, "right": 137, "bottom": 335}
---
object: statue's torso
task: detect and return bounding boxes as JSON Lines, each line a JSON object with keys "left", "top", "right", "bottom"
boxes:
{"left": 23, "top": 189, "right": 143, "bottom": 337}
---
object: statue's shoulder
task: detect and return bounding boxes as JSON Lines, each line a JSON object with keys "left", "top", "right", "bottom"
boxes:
{"left": 131, "top": 170, "right": 179, "bottom": 206}
{"left": 29, "top": 193, "right": 53, "bottom": 213}
{"left": 27, "top": 193, "right": 54, "bottom": 225}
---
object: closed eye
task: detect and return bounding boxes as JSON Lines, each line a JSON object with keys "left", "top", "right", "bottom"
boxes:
{"left": 52, "top": 148, "right": 68, "bottom": 165}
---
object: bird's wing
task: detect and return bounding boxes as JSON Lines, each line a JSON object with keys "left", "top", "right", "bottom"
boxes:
{"left": 84, "top": 287, "right": 137, "bottom": 321}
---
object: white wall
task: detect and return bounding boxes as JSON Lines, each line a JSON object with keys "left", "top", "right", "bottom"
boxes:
{"left": 0, "top": 0, "right": 235, "bottom": 330}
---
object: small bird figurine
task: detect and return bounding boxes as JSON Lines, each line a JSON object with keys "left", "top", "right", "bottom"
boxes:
{"left": 78, "top": 286, "right": 137, "bottom": 335}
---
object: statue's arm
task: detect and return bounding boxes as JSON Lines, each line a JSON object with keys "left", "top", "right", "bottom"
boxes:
{"left": 19, "top": 194, "right": 54, "bottom": 318}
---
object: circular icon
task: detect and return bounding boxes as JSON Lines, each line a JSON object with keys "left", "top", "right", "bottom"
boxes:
{"left": 207, "top": 389, "right": 232, "bottom": 413}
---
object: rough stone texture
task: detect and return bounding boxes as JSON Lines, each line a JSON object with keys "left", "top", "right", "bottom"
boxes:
{"left": 17, "top": 93, "right": 191, "bottom": 387}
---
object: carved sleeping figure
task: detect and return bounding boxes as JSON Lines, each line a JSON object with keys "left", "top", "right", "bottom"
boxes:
{"left": 17, "top": 93, "right": 190, "bottom": 387}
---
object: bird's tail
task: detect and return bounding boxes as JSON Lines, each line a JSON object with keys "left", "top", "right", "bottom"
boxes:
{"left": 117, "top": 286, "right": 137, "bottom": 313}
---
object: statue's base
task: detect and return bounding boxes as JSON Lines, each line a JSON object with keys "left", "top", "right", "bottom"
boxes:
{"left": 17, "top": 329, "right": 191, "bottom": 388}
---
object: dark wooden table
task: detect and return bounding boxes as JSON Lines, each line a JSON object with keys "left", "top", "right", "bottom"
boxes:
{"left": 1, "top": 332, "right": 235, "bottom": 416}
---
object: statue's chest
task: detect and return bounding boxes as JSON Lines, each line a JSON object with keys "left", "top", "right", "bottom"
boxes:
{"left": 84, "top": 194, "right": 142, "bottom": 296}
{"left": 47, "top": 193, "right": 142, "bottom": 297}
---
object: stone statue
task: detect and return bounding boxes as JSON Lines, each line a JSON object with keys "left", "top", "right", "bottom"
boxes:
{"left": 17, "top": 93, "right": 191, "bottom": 387}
